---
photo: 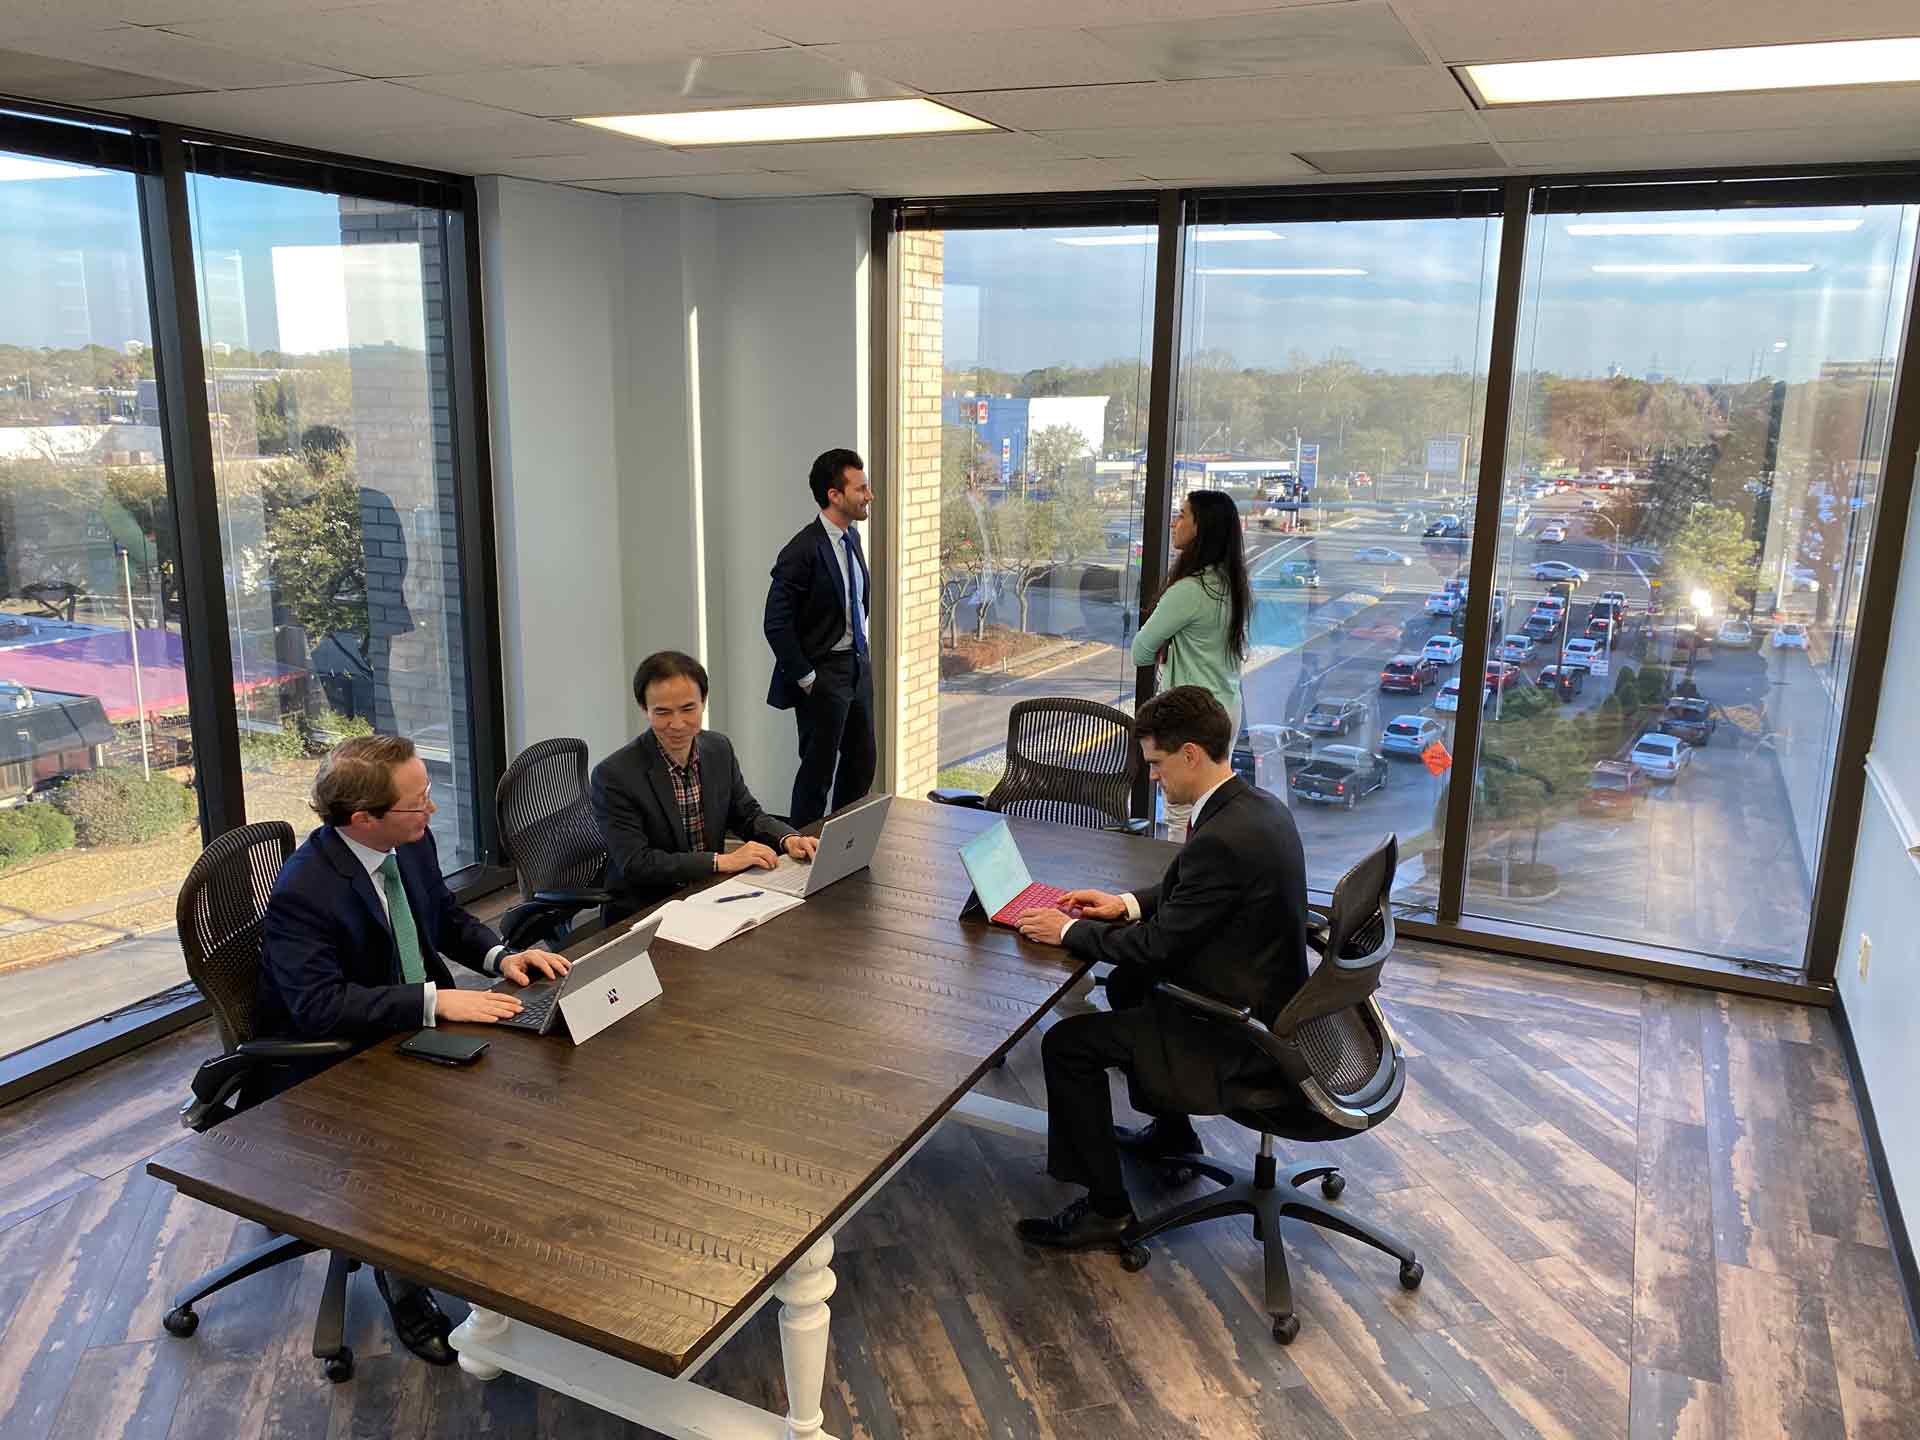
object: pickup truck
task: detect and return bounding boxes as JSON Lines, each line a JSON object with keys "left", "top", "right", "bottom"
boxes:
{"left": 1659, "top": 696, "right": 1716, "bottom": 746}
{"left": 1302, "top": 697, "right": 1368, "bottom": 735}
{"left": 1288, "top": 745, "right": 1390, "bottom": 809}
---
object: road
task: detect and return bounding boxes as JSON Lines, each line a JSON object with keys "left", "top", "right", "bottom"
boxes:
{"left": 939, "top": 489, "right": 1830, "bottom": 968}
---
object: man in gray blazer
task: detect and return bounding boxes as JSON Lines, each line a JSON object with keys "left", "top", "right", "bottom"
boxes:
{"left": 591, "top": 651, "right": 818, "bottom": 921}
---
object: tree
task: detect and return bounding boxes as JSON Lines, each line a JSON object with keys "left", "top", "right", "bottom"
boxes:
{"left": 992, "top": 487, "right": 1106, "bottom": 634}
{"left": 259, "top": 459, "right": 370, "bottom": 657}
{"left": 1664, "top": 506, "right": 1761, "bottom": 612}
{"left": 939, "top": 475, "right": 990, "bottom": 647}
{"left": 1024, "top": 423, "right": 1088, "bottom": 492}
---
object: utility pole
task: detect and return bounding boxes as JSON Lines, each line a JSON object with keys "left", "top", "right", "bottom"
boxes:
{"left": 117, "top": 543, "right": 151, "bottom": 780}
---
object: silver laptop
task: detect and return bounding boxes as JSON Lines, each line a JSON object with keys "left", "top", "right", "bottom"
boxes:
{"left": 490, "top": 912, "right": 663, "bottom": 1044}
{"left": 755, "top": 794, "right": 893, "bottom": 897}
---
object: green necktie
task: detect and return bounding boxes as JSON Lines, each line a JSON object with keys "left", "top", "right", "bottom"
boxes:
{"left": 378, "top": 852, "right": 428, "bottom": 984}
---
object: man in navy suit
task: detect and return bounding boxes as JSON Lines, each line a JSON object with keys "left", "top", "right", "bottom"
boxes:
{"left": 764, "top": 447, "right": 876, "bottom": 826}
{"left": 257, "top": 734, "right": 569, "bottom": 1366}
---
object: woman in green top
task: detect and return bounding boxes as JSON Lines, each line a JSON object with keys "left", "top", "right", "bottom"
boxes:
{"left": 1132, "top": 489, "right": 1252, "bottom": 839}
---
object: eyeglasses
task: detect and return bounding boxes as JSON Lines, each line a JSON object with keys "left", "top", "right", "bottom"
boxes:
{"left": 385, "top": 783, "right": 435, "bottom": 815}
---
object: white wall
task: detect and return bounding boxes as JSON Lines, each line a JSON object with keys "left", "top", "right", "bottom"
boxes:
{"left": 479, "top": 180, "right": 870, "bottom": 807}
{"left": 1836, "top": 453, "right": 1920, "bottom": 1258}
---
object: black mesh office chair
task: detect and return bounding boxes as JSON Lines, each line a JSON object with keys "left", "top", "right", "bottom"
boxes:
{"left": 163, "top": 821, "right": 364, "bottom": 1381}
{"left": 1118, "top": 835, "right": 1423, "bottom": 1345}
{"left": 495, "top": 736, "right": 611, "bottom": 949}
{"left": 929, "top": 697, "right": 1149, "bottom": 833}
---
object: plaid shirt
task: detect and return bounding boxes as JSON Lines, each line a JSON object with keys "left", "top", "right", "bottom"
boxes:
{"left": 664, "top": 748, "right": 705, "bottom": 854}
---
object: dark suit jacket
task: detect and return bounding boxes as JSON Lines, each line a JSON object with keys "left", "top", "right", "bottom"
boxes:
{"left": 764, "top": 516, "right": 869, "bottom": 710}
{"left": 590, "top": 729, "right": 797, "bottom": 916}
{"left": 1063, "top": 776, "right": 1310, "bottom": 1116}
{"left": 256, "top": 825, "right": 501, "bottom": 1044}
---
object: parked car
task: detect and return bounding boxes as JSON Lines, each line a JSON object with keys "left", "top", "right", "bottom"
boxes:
{"left": 1630, "top": 732, "right": 1692, "bottom": 782}
{"left": 1497, "top": 634, "right": 1537, "bottom": 664}
{"left": 1562, "top": 637, "right": 1603, "bottom": 669}
{"left": 1380, "top": 715, "right": 1445, "bottom": 757}
{"left": 1289, "top": 745, "right": 1390, "bottom": 808}
{"left": 1422, "top": 635, "right": 1465, "bottom": 665}
{"left": 1584, "top": 760, "right": 1643, "bottom": 815}
{"left": 1660, "top": 697, "right": 1716, "bottom": 746}
{"left": 1536, "top": 664, "right": 1586, "bottom": 699}
{"left": 1530, "top": 560, "right": 1590, "bottom": 582}
{"left": 1379, "top": 655, "right": 1440, "bottom": 694}
{"left": 1435, "top": 679, "right": 1462, "bottom": 713}
{"left": 1302, "top": 697, "right": 1369, "bottom": 735}
{"left": 1484, "top": 661, "right": 1523, "bottom": 693}
{"left": 1773, "top": 622, "right": 1810, "bottom": 650}
{"left": 1425, "top": 591, "right": 1463, "bottom": 616}
{"left": 1537, "top": 524, "right": 1567, "bottom": 544}
{"left": 1356, "top": 546, "right": 1413, "bottom": 566}
{"left": 1717, "top": 618, "right": 1755, "bottom": 647}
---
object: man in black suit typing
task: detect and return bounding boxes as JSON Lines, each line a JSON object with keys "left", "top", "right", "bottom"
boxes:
{"left": 1010, "top": 686, "right": 1311, "bottom": 1248}
{"left": 764, "top": 447, "right": 876, "bottom": 826}
{"left": 592, "top": 650, "right": 820, "bottom": 921}
{"left": 257, "top": 734, "right": 570, "bottom": 1364}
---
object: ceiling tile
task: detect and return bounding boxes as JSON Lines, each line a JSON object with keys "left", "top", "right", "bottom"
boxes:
{"left": 1037, "top": 110, "right": 1486, "bottom": 156}
{"left": 9, "top": 25, "right": 350, "bottom": 90}
{"left": 1392, "top": 0, "right": 1920, "bottom": 65}
{"left": 1087, "top": 2, "right": 1429, "bottom": 82}
{"left": 949, "top": 69, "right": 1467, "bottom": 130}
{"left": 1128, "top": 151, "right": 1320, "bottom": 180}
{"left": 115, "top": 80, "right": 534, "bottom": 138}
{"left": 0, "top": 47, "right": 199, "bottom": 102}
{"left": 1501, "top": 129, "right": 1920, "bottom": 171}
{"left": 401, "top": 48, "right": 910, "bottom": 116}
{"left": 661, "top": 129, "right": 1074, "bottom": 172}
{"left": 725, "top": 0, "right": 1340, "bottom": 46}
{"left": 1484, "top": 86, "right": 1920, "bottom": 142}
{"left": 482, "top": 148, "right": 767, "bottom": 180}
{"left": 810, "top": 30, "right": 1159, "bottom": 92}
{"left": 1298, "top": 141, "right": 1503, "bottom": 173}
{"left": 163, "top": 0, "right": 790, "bottom": 77}
{"left": 574, "top": 172, "right": 852, "bottom": 195}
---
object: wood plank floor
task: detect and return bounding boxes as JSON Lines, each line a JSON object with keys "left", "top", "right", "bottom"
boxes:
{"left": 2, "top": 937, "right": 1915, "bottom": 1440}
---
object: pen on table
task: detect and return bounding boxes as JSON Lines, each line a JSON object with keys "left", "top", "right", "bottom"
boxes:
{"left": 713, "top": 891, "right": 765, "bottom": 904}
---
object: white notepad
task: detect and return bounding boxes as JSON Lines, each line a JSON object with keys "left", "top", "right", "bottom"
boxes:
{"left": 653, "top": 879, "right": 805, "bottom": 951}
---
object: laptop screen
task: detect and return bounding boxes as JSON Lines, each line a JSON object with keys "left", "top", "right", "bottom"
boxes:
{"left": 958, "top": 820, "right": 1032, "bottom": 918}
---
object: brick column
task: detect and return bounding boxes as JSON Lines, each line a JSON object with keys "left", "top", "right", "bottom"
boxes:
{"left": 893, "top": 231, "right": 945, "bottom": 796}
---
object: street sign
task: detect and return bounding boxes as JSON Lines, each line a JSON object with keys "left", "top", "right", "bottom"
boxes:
{"left": 1000, "top": 435, "right": 1011, "bottom": 483}
{"left": 1425, "top": 436, "right": 1465, "bottom": 477}
{"left": 1422, "top": 740, "right": 1452, "bottom": 776}
{"left": 1298, "top": 443, "right": 1319, "bottom": 490}
{"left": 976, "top": 399, "right": 989, "bottom": 423}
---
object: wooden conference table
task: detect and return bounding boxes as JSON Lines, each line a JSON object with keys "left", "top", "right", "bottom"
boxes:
{"left": 147, "top": 798, "right": 1172, "bottom": 1440}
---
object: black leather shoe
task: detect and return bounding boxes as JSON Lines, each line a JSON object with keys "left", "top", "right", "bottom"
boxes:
{"left": 1115, "top": 1120, "right": 1204, "bottom": 1158}
{"left": 374, "top": 1271, "right": 456, "bottom": 1366}
{"left": 1016, "top": 1196, "right": 1136, "bottom": 1250}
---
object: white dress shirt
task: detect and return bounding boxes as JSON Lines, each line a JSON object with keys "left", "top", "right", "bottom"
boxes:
{"left": 338, "top": 831, "right": 505, "bottom": 1025}
{"left": 1062, "top": 771, "right": 1235, "bottom": 939}
{"left": 800, "top": 511, "right": 862, "bottom": 690}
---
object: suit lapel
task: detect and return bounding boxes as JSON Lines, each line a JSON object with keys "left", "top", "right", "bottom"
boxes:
{"left": 642, "top": 736, "right": 687, "bottom": 847}
{"left": 1190, "top": 776, "right": 1245, "bottom": 836}
{"left": 697, "top": 733, "right": 727, "bottom": 852}
{"left": 320, "top": 826, "right": 393, "bottom": 939}
{"left": 815, "top": 524, "right": 841, "bottom": 609}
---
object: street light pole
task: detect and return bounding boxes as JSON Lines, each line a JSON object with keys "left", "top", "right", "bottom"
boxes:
{"left": 117, "top": 543, "right": 151, "bottom": 780}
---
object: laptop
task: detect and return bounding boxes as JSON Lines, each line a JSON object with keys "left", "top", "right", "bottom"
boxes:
{"left": 957, "top": 819, "right": 1072, "bottom": 928}
{"left": 489, "top": 912, "right": 664, "bottom": 1044}
{"left": 755, "top": 794, "right": 893, "bottom": 897}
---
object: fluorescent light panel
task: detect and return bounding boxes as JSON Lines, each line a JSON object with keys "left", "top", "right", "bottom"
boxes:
{"left": 1199, "top": 267, "right": 1368, "bottom": 276}
{"left": 576, "top": 98, "right": 994, "bottom": 146}
{"left": 1566, "top": 219, "right": 1864, "bottom": 236}
{"left": 1591, "top": 263, "right": 1814, "bottom": 274}
{"left": 1463, "top": 37, "right": 1920, "bottom": 105}
{"left": 1056, "top": 228, "right": 1283, "bottom": 247}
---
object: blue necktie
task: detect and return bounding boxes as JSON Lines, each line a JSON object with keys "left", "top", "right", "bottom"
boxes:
{"left": 843, "top": 531, "right": 867, "bottom": 657}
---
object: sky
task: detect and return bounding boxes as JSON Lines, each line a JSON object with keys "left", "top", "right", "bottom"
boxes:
{"left": 943, "top": 207, "right": 1917, "bottom": 386}
{"left": 1, "top": 153, "right": 428, "bottom": 358}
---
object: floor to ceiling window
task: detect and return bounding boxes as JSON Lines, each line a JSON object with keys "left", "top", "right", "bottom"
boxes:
{"left": 1173, "top": 202, "right": 1503, "bottom": 900}
{"left": 0, "top": 139, "right": 204, "bottom": 1057}
{"left": 1466, "top": 201, "right": 1919, "bottom": 969}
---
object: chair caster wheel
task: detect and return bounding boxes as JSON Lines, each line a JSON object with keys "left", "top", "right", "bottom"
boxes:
{"left": 1400, "top": 1261, "right": 1424, "bottom": 1290}
{"left": 1272, "top": 1312, "right": 1300, "bottom": 1345}
{"left": 1120, "top": 1244, "right": 1151, "bottom": 1273}
{"left": 1321, "top": 1173, "right": 1346, "bottom": 1199}
{"left": 323, "top": 1348, "right": 354, "bottom": 1383}
{"left": 162, "top": 1305, "right": 199, "bottom": 1338}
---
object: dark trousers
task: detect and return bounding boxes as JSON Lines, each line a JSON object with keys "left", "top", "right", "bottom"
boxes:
{"left": 1040, "top": 968, "right": 1195, "bottom": 1203}
{"left": 790, "top": 651, "right": 876, "bottom": 827}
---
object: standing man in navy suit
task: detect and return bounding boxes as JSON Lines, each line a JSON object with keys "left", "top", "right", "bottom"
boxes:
{"left": 256, "top": 734, "right": 568, "bottom": 1367}
{"left": 765, "top": 447, "right": 877, "bottom": 826}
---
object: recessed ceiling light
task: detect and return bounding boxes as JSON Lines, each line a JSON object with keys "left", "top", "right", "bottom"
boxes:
{"left": 1198, "top": 267, "right": 1368, "bottom": 277}
{"left": 1566, "top": 219, "right": 1865, "bottom": 237}
{"left": 1461, "top": 38, "right": 1920, "bottom": 105}
{"left": 576, "top": 98, "right": 995, "bottom": 147}
{"left": 1591, "top": 263, "right": 1814, "bottom": 274}
{"left": 1055, "top": 228, "right": 1284, "bottom": 247}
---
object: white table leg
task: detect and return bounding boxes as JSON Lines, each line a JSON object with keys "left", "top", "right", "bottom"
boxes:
{"left": 774, "top": 1237, "right": 836, "bottom": 1440}
{"left": 455, "top": 1305, "right": 509, "bottom": 1380}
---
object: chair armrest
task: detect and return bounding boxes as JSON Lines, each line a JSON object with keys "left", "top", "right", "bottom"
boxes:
{"left": 183, "top": 1040, "right": 354, "bottom": 1130}
{"left": 1153, "top": 981, "right": 1253, "bottom": 1025}
{"left": 1305, "top": 907, "right": 1332, "bottom": 955}
{"left": 235, "top": 1039, "right": 355, "bottom": 1061}
{"left": 927, "top": 789, "right": 988, "bottom": 808}
{"left": 529, "top": 887, "right": 612, "bottom": 908}
{"left": 1103, "top": 818, "right": 1154, "bottom": 836}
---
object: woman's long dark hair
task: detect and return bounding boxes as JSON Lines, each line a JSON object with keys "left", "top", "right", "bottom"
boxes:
{"left": 1163, "top": 489, "right": 1251, "bottom": 661}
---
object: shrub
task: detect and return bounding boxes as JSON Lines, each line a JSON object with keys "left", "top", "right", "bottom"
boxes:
{"left": 239, "top": 724, "right": 307, "bottom": 766}
{"left": 55, "top": 768, "right": 196, "bottom": 847}
{"left": 0, "top": 810, "right": 41, "bottom": 867}
{"left": 23, "top": 803, "right": 74, "bottom": 853}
